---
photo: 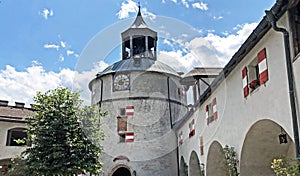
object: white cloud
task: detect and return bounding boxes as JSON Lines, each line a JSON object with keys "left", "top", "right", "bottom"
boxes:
{"left": 59, "top": 54, "right": 64, "bottom": 62}
{"left": 158, "top": 22, "right": 258, "bottom": 72}
{"left": 192, "top": 2, "right": 208, "bottom": 10}
{"left": 117, "top": 0, "right": 138, "bottom": 19}
{"left": 213, "top": 16, "right": 223, "bottom": 20}
{"left": 141, "top": 8, "right": 157, "bottom": 20}
{"left": 163, "top": 39, "right": 173, "bottom": 47}
{"left": 0, "top": 60, "right": 109, "bottom": 106}
{"left": 181, "top": 0, "right": 189, "bottom": 8}
{"left": 73, "top": 61, "right": 109, "bottom": 104}
{"left": 0, "top": 64, "right": 73, "bottom": 106}
{"left": 44, "top": 43, "right": 60, "bottom": 50}
{"left": 40, "top": 8, "right": 54, "bottom": 20}
{"left": 60, "top": 41, "right": 66, "bottom": 48}
{"left": 116, "top": 0, "right": 156, "bottom": 20}
{"left": 204, "top": 22, "right": 258, "bottom": 63}
{"left": 66, "top": 50, "right": 75, "bottom": 56}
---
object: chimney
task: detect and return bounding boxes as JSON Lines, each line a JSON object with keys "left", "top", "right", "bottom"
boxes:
{"left": 0, "top": 100, "right": 9, "bottom": 106}
{"left": 15, "top": 102, "right": 25, "bottom": 108}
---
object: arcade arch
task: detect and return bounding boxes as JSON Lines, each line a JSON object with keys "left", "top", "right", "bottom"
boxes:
{"left": 206, "top": 141, "right": 227, "bottom": 176}
{"left": 240, "top": 119, "right": 294, "bottom": 176}
{"left": 189, "top": 151, "right": 202, "bottom": 176}
{"left": 179, "top": 156, "right": 188, "bottom": 176}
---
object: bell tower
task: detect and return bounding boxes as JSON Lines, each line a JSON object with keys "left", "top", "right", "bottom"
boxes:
{"left": 89, "top": 5, "right": 187, "bottom": 176}
{"left": 121, "top": 5, "right": 157, "bottom": 60}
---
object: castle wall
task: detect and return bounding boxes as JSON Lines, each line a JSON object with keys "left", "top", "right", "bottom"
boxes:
{"left": 90, "top": 71, "right": 187, "bottom": 175}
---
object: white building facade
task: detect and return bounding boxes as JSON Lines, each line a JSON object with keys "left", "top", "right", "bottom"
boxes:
{"left": 176, "top": 0, "right": 300, "bottom": 175}
{"left": 0, "top": 101, "right": 34, "bottom": 175}
{"left": 1, "top": 0, "right": 300, "bottom": 176}
{"left": 90, "top": 0, "right": 300, "bottom": 175}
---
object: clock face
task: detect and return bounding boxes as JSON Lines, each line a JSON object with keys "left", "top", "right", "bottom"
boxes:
{"left": 113, "top": 74, "right": 130, "bottom": 91}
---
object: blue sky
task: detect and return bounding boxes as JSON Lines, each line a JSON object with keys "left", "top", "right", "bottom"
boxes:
{"left": 0, "top": 0, "right": 275, "bottom": 105}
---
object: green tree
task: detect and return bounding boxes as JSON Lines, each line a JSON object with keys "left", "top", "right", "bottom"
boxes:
{"left": 10, "top": 87, "right": 106, "bottom": 176}
{"left": 222, "top": 145, "right": 240, "bottom": 176}
{"left": 271, "top": 156, "right": 300, "bottom": 176}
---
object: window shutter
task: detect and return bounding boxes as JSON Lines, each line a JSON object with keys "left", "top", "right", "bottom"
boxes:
{"left": 242, "top": 67, "right": 249, "bottom": 97}
{"left": 125, "top": 106, "right": 134, "bottom": 116}
{"left": 189, "top": 119, "right": 195, "bottom": 137}
{"left": 205, "top": 105, "right": 209, "bottom": 125}
{"left": 258, "top": 48, "right": 268, "bottom": 84}
{"left": 212, "top": 98, "right": 218, "bottom": 120}
{"left": 125, "top": 132, "right": 134, "bottom": 142}
{"left": 200, "top": 136, "right": 204, "bottom": 156}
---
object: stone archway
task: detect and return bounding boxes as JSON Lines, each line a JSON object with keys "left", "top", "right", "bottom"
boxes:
{"left": 206, "top": 141, "right": 227, "bottom": 176}
{"left": 189, "top": 151, "right": 201, "bottom": 176}
{"left": 112, "top": 167, "right": 131, "bottom": 176}
{"left": 179, "top": 156, "right": 188, "bottom": 176}
{"left": 109, "top": 164, "right": 132, "bottom": 176}
{"left": 240, "top": 119, "right": 295, "bottom": 176}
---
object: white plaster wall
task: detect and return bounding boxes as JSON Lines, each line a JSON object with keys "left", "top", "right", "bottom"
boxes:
{"left": 293, "top": 56, "right": 300, "bottom": 125}
{"left": 177, "top": 12, "right": 296, "bottom": 173}
{"left": 0, "top": 121, "right": 27, "bottom": 160}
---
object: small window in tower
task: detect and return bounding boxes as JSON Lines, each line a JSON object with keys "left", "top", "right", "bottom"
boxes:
{"left": 6, "top": 128, "right": 28, "bottom": 146}
{"left": 248, "top": 58, "right": 260, "bottom": 91}
{"left": 207, "top": 103, "right": 214, "bottom": 124}
{"left": 119, "top": 133, "right": 126, "bottom": 143}
{"left": 120, "top": 108, "right": 126, "bottom": 116}
{"left": 117, "top": 117, "right": 127, "bottom": 132}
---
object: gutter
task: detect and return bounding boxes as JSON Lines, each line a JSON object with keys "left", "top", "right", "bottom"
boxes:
{"left": 265, "top": 0, "right": 300, "bottom": 159}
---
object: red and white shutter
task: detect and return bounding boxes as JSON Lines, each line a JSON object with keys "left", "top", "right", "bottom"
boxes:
{"left": 242, "top": 67, "right": 249, "bottom": 97}
{"left": 125, "top": 132, "right": 134, "bottom": 142}
{"left": 191, "top": 119, "right": 195, "bottom": 136}
{"left": 189, "top": 119, "right": 195, "bottom": 137}
{"left": 125, "top": 106, "right": 134, "bottom": 116}
{"left": 200, "top": 136, "right": 204, "bottom": 156}
{"left": 212, "top": 98, "right": 218, "bottom": 120}
{"left": 205, "top": 105, "right": 209, "bottom": 125}
{"left": 258, "top": 48, "right": 268, "bottom": 85}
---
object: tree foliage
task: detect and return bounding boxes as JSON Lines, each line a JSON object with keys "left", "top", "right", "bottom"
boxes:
{"left": 10, "top": 87, "right": 106, "bottom": 176}
{"left": 222, "top": 145, "right": 240, "bottom": 176}
{"left": 271, "top": 156, "right": 300, "bottom": 176}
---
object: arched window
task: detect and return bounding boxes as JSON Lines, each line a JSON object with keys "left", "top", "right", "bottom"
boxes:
{"left": 6, "top": 128, "right": 27, "bottom": 146}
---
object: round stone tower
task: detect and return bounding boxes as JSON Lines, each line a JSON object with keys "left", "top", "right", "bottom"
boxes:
{"left": 89, "top": 6, "right": 187, "bottom": 176}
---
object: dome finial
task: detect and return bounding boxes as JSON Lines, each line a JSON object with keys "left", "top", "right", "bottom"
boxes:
{"left": 137, "top": 1, "right": 141, "bottom": 16}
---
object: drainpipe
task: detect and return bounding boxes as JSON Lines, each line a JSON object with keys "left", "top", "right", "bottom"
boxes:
{"left": 265, "top": 8, "right": 300, "bottom": 159}
{"left": 99, "top": 78, "right": 103, "bottom": 108}
{"left": 167, "top": 77, "right": 173, "bottom": 128}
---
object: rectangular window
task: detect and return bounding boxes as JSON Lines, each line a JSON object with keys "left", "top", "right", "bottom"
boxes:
{"left": 6, "top": 128, "right": 27, "bottom": 146}
{"left": 120, "top": 108, "right": 126, "bottom": 116}
{"left": 206, "top": 98, "right": 218, "bottom": 125}
{"left": 200, "top": 136, "right": 204, "bottom": 156}
{"left": 119, "top": 133, "right": 125, "bottom": 143}
{"left": 206, "top": 104, "right": 214, "bottom": 124}
{"left": 117, "top": 117, "right": 127, "bottom": 132}
{"left": 248, "top": 58, "right": 260, "bottom": 91}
